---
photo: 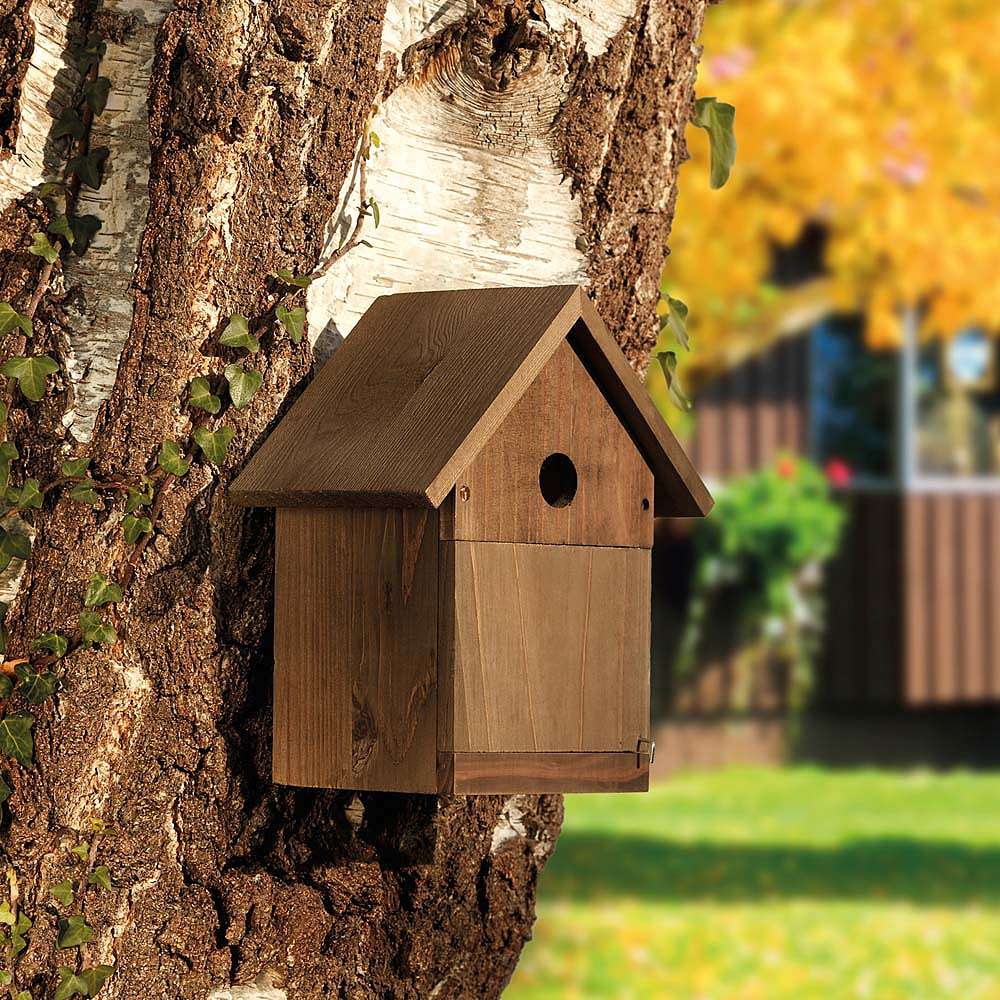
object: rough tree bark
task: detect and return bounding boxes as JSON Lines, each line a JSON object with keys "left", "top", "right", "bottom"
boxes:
{"left": 0, "top": 0, "right": 706, "bottom": 996}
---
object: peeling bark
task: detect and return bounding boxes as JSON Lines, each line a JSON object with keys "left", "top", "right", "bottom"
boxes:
{"left": 0, "top": 0, "right": 706, "bottom": 996}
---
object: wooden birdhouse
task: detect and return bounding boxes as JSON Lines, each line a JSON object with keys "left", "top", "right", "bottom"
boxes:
{"left": 230, "top": 286, "right": 712, "bottom": 794}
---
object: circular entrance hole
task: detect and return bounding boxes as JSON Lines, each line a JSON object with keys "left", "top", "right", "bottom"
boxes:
{"left": 539, "top": 452, "right": 578, "bottom": 508}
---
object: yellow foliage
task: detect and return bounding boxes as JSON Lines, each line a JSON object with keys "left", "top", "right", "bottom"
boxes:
{"left": 660, "top": 0, "right": 1000, "bottom": 386}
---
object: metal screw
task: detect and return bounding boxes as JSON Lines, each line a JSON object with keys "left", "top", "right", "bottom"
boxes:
{"left": 459, "top": 485, "right": 471, "bottom": 502}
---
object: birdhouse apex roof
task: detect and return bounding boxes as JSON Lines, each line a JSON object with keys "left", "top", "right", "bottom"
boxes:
{"left": 230, "top": 285, "right": 712, "bottom": 517}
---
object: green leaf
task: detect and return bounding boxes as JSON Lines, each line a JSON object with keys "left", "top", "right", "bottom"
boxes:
{"left": 0, "top": 527, "right": 31, "bottom": 560}
{"left": 157, "top": 440, "right": 190, "bottom": 477}
{"left": 69, "top": 214, "right": 102, "bottom": 255}
{"left": 274, "top": 267, "right": 311, "bottom": 289}
{"left": 188, "top": 376, "right": 221, "bottom": 415}
{"left": 79, "top": 966, "right": 114, "bottom": 996}
{"left": 14, "top": 663, "right": 58, "bottom": 705}
{"left": 49, "top": 880, "right": 75, "bottom": 906}
{"left": 68, "top": 481, "right": 100, "bottom": 506}
{"left": 0, "top": 773, "right": 10, "bottom": 804}
{"left": 32, "top": 631, "right": 68, "bottom": 658}
{"left": 52, "top": 108, "right": 85, "bottom": 140}
{"left": 0, "top": 675, "right": 11, "bottom": 698}
{"left": 55, "top": 967, "right": 89, "bottom": 1000}
{"left": 275, "top": 305, "right": 305, "bottom": 345}
{"left": 654, "top": 350, "right": 692, "bottom": 411}
{"left": 0, "top": 302, "right": 32, "bottom": 338}
{"left": 8, "top": 479, "right": 42, "bottom": 510}
{"left": 123, "top": 479, "right": 153, "bottom": 514}
{"left": 2, "top": 355, "right": 59, "bottom": 401}
{"left": 121, "top": 514, "right": 151, "bottom": 545}
{"left": 193, "top": 426, "right": 235, "bottom": 467}
{"left": 87, "top": 866, "right": 112, "bottom": 891}
{"left": 10, "top": 911, "right": 31, "bottom": 957}
{"left": 369, "top": 130, "right": 381, "bottom": 148}
{"left": 0, "top": 442, "right": 18, "bottom": 495}
{"left": 84, "top": 572, "right": 122, "bottom": 608}
{"left": 0, "top": 712, "right": 34, "bottom": 766}
{"left": 224, "top": 364, "right": 262, "bottom": 410}
{"left": 57, "top": 915, "right": 93, "bottom": 949}
{"left": 218, "top": 314, "right": 258, "bottom": 353}
{"left": 83, "top": 76, "right": 111, "bottom": 115}
{"left": 48, "top": 214, "right": 75, "bottom": 246}
{"left": 79, "top": 612, "right": 115, "bottom": 648}
{"left": 661, "top": 296, "right": 690, "bottom": 351}
{"left": 61, "top": 457, "right": 90, "bottom": 478}
{"left": 692, "top": 96, "right": 736, "bottom": 189}
{"left": 368, "top": 196, "right": 380, "bottom": 228}
{"left": 70, "top": 843, "right": 89, "bottom": 862}
{"left": 15, "top": 989, "right": 33, "bottom": 1000}
{"left": 65, "top": 147, "right": 109, "bottom": 190}
{"left": 0, "top": 902, "right": 12, "bottom": 925}
{"left": 28, "top": 232, "right": 58, "bottom": 264}
{"left": 0, "top": 970, "right": 8, "bottom": 985}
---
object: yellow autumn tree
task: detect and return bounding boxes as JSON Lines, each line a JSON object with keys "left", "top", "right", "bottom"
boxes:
{"left": 650, "top": 0, "right": 1000, "bottom": 411}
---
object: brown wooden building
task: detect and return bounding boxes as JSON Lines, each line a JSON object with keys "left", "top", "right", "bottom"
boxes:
{"left": 653, "top": 313, "right": 1000, "bottom": 769}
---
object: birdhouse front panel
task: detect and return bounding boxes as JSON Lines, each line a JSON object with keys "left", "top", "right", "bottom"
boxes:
{"left": 230, "top": 285, "right": 713, "bottom": 795}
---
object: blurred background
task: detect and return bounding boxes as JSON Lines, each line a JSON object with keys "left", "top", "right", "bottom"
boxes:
{"left": 507, "top": 0, "right": 1000, "bottom": 996}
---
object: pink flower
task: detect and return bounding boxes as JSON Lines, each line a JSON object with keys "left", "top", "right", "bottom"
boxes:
{"left": 708, "top": 47, "right": 755, "bottom": 82}
{"left": 882, "top": 152, "right": 928, "bottom": 187}
{"left": 825, "top": 458, "right": 852, "bottom": 488}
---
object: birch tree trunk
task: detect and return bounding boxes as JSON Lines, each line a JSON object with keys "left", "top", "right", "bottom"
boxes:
{"left": 0, "top": 0, "right": 706, "bottom": 996}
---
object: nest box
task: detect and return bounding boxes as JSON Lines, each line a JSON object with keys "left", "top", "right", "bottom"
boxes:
{"left": 231, "top": 285, "right": 712, "bottom": 794}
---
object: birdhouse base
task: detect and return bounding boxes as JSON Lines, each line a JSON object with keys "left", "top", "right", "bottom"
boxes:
{"left": 439, "top": 752, "right": 649, "bottom": 794}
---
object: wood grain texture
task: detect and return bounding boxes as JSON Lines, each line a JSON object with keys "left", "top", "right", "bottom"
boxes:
{"left": 441, "top": 540, "right": 650, "bottom": 753}
{"left": 447, "top": 752, "right": 649, "bottom": 794}
{"left": 230, "top": 286, "right": 711, "bottom": 517}
{"left": 274, "top": 508, "right": 438, "bottom": 791}
{"left": 441, "top": 340, "right": 654, "bottom": 547}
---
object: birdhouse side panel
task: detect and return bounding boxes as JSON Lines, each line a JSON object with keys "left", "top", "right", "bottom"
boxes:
{"left": 441, "top": 541, "right": 651, "bottom": 754}
{"left": 274, "top": 508, "right": 439, "bottom": 792}
{"left": 440, "top": 339, "right": 654, "bottom": 548}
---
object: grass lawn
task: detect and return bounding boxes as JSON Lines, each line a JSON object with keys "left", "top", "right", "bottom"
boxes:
{"left": 504, "top": 767, "right": 1000, "bottom": 1000}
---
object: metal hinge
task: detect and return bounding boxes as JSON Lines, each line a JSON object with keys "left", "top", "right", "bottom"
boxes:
{"left": 636, "top": 736, "right": 656, "bottom": 766}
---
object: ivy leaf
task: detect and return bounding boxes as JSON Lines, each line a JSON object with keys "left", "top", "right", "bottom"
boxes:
{"left": 32, "top": 631, "right": 68, "bottom": 658}
{"left": 157, "top": 440, "right": 190, "bottom": 477}
{"left": 0, "top": 441, "right": 18, "bottom": 494}
{"left": 218, "top": 314, "right": 258, "bottom": 353}
{"left": 654, "top": 350, "right": 692, "bottom": 411}
{"left": 8, "top": 478, "right": 42, "bottom": 510}
{"left": 65, "top": 147, "right": 109, "bottom": 190}
{"left": 87, "top": 866, "right": 112, "bottom": 891}
{"left": 123, "top": 478, "right": 153, "bottom": 514}
{"left": 57, "top": 915, "right": 93, "bottom": 949}
{"left": 0, "top": 527, "right": 31, "bottom": 560}
{"left": 55, "top": 967, "right": 90, "bottom": 1000}
{"left": 2, "top": 355, "right": 59, "bottom": 401}
{"left": 224, "top": 364, "right": 262, "bottom": 409}
{"left": 70, "top": 843, "right": 89, "bottom": 862}
{"left": 83, "top": 76, "right": 111, "bottom": 115}
{"left": 0, "top": 302, "right": 33, "bottom": 338}
{"left": 84, "top": 572, "right": 122, "bottom": 608}
{"left": 48, "top": 214, "right": 75, "bottom": 246}
{"left": 0, "top": 712, "right": 34, "bottom": 766}
{"left": 0, "top": 902, "right": 12, "bottom": 925}
{"left": 0, "top": 675, "right": 11, "bottom": 698}
{"left": 274, "top": 267, "right": 311, "bottom": 289}
{"left": 28, "top": 231, "right": 59, "bottom": 264}
{"left": 15, "top": 663, "right": 58, "bottom": 705}
{"left": 79, "top": 967, "right": 114, "bottom": 996}
{"left": 692, "top": 96, "right": 736, "bottom": 189}
{"left": 49, "top": 880, "right": 75, "bottom": 906}
{"left": 10, "top": 911, "right": 31, "bottom": 957}
{"left": 52, "top": 108, "right": 86, "bottom": 141}
{"left": 367, "top": 196, "right": 381, "bottom": 228}
{"left": 61, "top": 457, "right": 90, "bottom": 478}
{"left": 193, "top": 426, "right": 234, "bottom": 467}
{"left": 661, "top": 296, "right": 690, "bottom": 351}
{"left": 122, "top": 514, "right": 151, "bottom": 545}
{"left": 275, "top": 305, "right": 305, "bottom": 345}
{"left": 69, "top": 481, "right": 100, "bottom": 506}
{"left": 79, "top": 612, "right": 115, "bottom": 648}
{"left": 0, "top": 971, "right": 8, "bottom": 986}
{"left": 0, "top": 773, "right": 9, "bottom": 805}
{"left": 69, "top": 214, "right": 102, "bottom": 255}
{"left": 188, "top": 376, "right": 221, "bottom": 415}
{"left": 14, "top": 990, "right": 32, "bottom": 1000}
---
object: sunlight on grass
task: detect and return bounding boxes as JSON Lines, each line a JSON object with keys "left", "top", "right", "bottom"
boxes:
{"left": 505, "top": 767, "right": 1000, "bottom": 1000}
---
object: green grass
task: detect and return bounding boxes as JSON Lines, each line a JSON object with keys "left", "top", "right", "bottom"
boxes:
{"left": 505, "top": 767, "right": 1000, "bottom": 1000}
